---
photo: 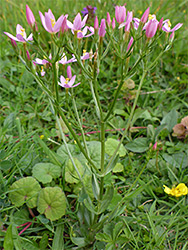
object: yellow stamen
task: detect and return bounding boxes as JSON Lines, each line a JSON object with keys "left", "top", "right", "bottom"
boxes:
{"left": 20, "top": 28, "right": 25, "bottom": 37}
{"left": 41, "top": 66, "right": 44, "bottom": 72}
{"left": 148, "top": 14, "right": 155, "bottom": 20}
{"left": 83, "top": 49, "right": 87, "bottom": 56}
{"left": 51, "top": 19, "right": 55, "bottom": 28}
{"left": 167, "top": 20, "right": 171, "bottom": 27}
{"left": 65, "top": 78, "right": 69, "bottom": 84}
{"left": 43, "top": 56, "right": 47, "bottom": 59}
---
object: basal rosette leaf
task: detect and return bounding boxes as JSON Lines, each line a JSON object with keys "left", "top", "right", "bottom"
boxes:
{"left": 9, "top": 177, "right": 41, "bottom": 208}
{"left": 32, "top": 163, "right": 61, "bottom": 184}
{"left": 37, "top": 187, "right": 66, "bottom": 221}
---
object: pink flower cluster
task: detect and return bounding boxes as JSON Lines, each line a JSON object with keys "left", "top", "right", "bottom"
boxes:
{"left": 4, "top": 5, "right": 183, "bottom": 89}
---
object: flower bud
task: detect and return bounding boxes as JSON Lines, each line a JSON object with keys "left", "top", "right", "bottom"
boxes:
{"left": 126, "top": 37, "right": 134, "bottom": 52}
{"left": 26, "top": 50, "right": 31, "bottom": 60}
{"left": 115, "top": 6, "right": 126, "bottom": 24}
{"left": 26, "top": 5, "right": 37, "bottom": 30}
{"left": 112, "top": 18, "right": 116, "bottom": 29}
{"left": 145, "top": 19, "right": 158, "bottom": 38}
{"left": 140, "top": 7, "right": 150, "bottom": 23}
{"left": 61, "top": 16, "right": 68, "bottom": 34}
{"left": 107, "top": 12, "right": 111, "bottom": 26}
{"left": 67, "top": 66, "right": 72, "bottom": 79}
{"left": 94, "top": 16, "right": 99, "bottom": 30}
{"left": 158, "top": 17, "right": 163, "bottom": 30}
{"left": 98, "top": 19, "right": 106, "bottom": 37}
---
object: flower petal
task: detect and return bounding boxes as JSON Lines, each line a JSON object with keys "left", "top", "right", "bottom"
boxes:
{"left": 39, "top": 11, "right": 48, "bottom": 31}
{"left": 45, "top": 12, "right": 53, "bottom": 33}
{"left": 60, "top": 75, "right": 66, "bottom": 85}
{"left": 68, "top": 75, "right": 76, "bottom": 87}
{"left": 53, "top": 15, "right": 65, "bottom": 33}
{"left": 4, "top": 32, "right": 19, "bottom": 41}
{"left": 81, "top": 14, "right": 88, "bottom": 28}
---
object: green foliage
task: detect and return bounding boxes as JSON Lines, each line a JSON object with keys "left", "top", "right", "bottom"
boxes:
{"left": 9, "top": 177, "right": 41, "bottom": 208}
{"left": 32, "top": 163, "right": 61, "bottom": 184}
{"left": 37, "top": 187, "right": 66, "bottom": 221}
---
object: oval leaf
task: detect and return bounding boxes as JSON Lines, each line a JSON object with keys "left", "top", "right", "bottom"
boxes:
{"left": 37, "top": 187, "right": 66, "bottom": 221}
{"left": 32, "top": 163, "right": 61, "bottom": 184}
{"left": 9, "top": 177, "right": 41, "bottom": 208}
{"left": 125, "top": 137, "right": 149, "bottom": 153}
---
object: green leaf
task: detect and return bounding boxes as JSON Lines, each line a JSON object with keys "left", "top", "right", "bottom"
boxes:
{"left": 113, "top": 163, "right": 124, "bottom": 173}
{"left": 161, "top": 109, "right": 178, "bottom": 132}
{"left": 32, "top": 163, "right": 61, "bottom": 184}
{"left": 39, "top": 234, "right": 49, "bottom": 250}
{"left": 9, "top": 177, "right": 41, "bottom": 208}
{"left": 95, "top": 232, "right": 111, "bottom": 242}
{"left": 12, "top": 209, "right": 29, "bottom": 225}
{"left": 37, "top": 187, "right": 66, "bottom": 221}
{"left": 125, "top": 137, "right": 149, "bottom": 153}
{"left": 65, "top": 158, "right": 84, "bottom": 184}
{"left": 86, "top": 141, "right": 101, "bottom": 166}
{"left": 98, "top": 186, "right": 114, "bottom": 213}
{"left": 52, "top": 225, "right": 64, "bottom": 250}
{"left": 105, "top": 138, "right": 127, "bottom": 157}
{"left": 3, "top": 225, "right": 14, "bottom": 250}
{"left": 56, "top": 144, "right": 75, "bottom": 164}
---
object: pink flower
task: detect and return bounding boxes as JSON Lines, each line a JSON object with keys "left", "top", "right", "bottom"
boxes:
{"left": 67, "top": 13, "right": 87, "bottom": 32}
{"left": 4, "top": 24, "right": 33, "bottom": 42}
{"left": 119, "top": 11, "right": 133, "bottom": 31}
{"left": 98, "top": 19, "right": 106, "bottom": 37}
{"left": 67, "top": 13, "right": 93, "bottom": 38}
{"left": 133, "top": 18, "right": 140, "bottom": 30}
{"left": 140, "top": 7, "right": 150, "bottom": 23}
{"left": 77, "top": 26, "right": 94, "bottom": 39}
{"left": 59, "top": 67, "right": 81, "bottom": 88}
{"left": 26, "top": 5, "right": 37, "bottom": 30}
{"left": 33, "top": 54, "right": 52, "bottom": 66}
{"left": 59, "top": 53, "right": 76, "bottom": 65}
{"left": 145, "top": 19, "right": 158, "bottom": 38}
{"left": 115, "top": 6, "right": 126, "bottom": 24}
{"left": 39, "top": 9, "right": 67, "bottom": 34}
{"left": 162, "top": 20, "right": 183, "bottom": 33}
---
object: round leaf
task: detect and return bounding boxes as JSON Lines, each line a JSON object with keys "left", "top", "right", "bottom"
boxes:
{"left": 9, "top": 177, "right": 41, "bottom": 208}
{"left": 32, "top": 163, "right": 61, "bottom": 184}
{"left": 65, "top": 158, "right": 84, "bottom": 183}
{"left": 37, "top": 187, "right": 66, "bottom": 221}
{"left": 105, "top": 138, "right": 127, "bottom": 157}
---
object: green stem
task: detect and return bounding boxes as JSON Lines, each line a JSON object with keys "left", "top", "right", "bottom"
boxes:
{"left": 52, "top": 62, "right": 59, "bottom": 103}
{"left": 71, "top": 89, "right": 90, "bottom": 158}
{"left": 56, "top": 115, "right": 83, "bottom": 183}
{"left": 104, "top": 58, "right": 125, "bottom": 122}
{"left": 99, "top": 120, "right": 105, "bottom": 199}
{"left": 106, "top": 69, "right": 147, "bottom": 170}
{"left": 55, "top": 104, "right": 98, "bottom": 173}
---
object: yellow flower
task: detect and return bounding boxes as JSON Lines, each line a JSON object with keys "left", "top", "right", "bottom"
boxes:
{"left": 163, "top": 183, "right": 188, "bottom": 197}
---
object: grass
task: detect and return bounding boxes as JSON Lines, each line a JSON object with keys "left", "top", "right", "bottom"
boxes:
{"left": 0, "top": 0, "right": 188, "bottom": 249}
